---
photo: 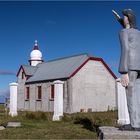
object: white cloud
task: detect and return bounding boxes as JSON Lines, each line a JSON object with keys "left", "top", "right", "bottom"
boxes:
{"left": 0, "top": 70, "right": 15, "bottom": 75}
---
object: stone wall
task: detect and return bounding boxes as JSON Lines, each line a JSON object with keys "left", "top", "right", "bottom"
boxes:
{"left": 17, "top": 69, "right": 26, "bottom": 111}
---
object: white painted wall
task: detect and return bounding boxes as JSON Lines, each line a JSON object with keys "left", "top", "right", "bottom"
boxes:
{"left": 24, "top": 82, "right": 54, "bottom": 112}
{"left": 17, "top": 69, "right": 26, "bottom": 111}
{"left": 71, "top": 60, "right": 117, "bottom": 112}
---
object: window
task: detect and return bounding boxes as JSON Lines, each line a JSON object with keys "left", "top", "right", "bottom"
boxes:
{"left": 22, "top": 71, "right": 24, "bottom": 79}
{"left": 38, "top": 86, "right": 42, "bottom": 100}
{"left": 50, "top": 85, "right": 54, "bottom": 100}
{"left": 29, "top": 61, "right": 31, "bottom": 66}
{"left": 26, "top": 87, "right": 30, "bottom": 100}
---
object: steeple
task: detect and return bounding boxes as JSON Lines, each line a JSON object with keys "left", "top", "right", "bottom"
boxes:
{"left": 29, "top": 40, "right": 43, "bottom": 66}
{"left": 34, "top": 40, "right": 39, "bottom": 50}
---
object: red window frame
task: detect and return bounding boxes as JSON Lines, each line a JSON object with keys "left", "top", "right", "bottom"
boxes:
{"left": 38, "top": 86, "right": 42, "bottom": 100}
{"left": 26, "top": 87, "right": 30, "bottom": 100}
{"left": 50, "top": 85, "right": 54, "bottom": 99}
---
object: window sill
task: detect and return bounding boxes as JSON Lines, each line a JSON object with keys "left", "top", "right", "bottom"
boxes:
{"left": 36, "top": 99, "right": 42, "bottom": 101}
{"left": 49, "top": 99, "right": 54, "bottom": 101}
{"left": 25, "top": 99, "right": 29, "bottom": 101}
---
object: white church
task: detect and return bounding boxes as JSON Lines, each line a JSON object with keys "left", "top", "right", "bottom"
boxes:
{"left": 14, "top": 40, "right": 117, "bottom": 114}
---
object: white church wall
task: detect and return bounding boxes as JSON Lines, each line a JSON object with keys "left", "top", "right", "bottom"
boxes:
{"left": 35, "top": 83, "right": 42, "bottom": 111}
{"left": 25, "top": 82, "right": 54, "bottom": 112}
{"left": 18, "top": 60, "right": 116, "bottom": 113}
{"left": 41, "top": 83, "right": 50, "bottom": 112}
{"left": 29, "top": 84, "right": 36, "bottom": 111}
{"left": 24, "top": 80, "right": 69, "bottom": 112}
{"left": 25, "top": 101, "right": 30, "bottom": 110}
{"left": 36, "top": 101, "right": 42, "bottom": 111}
{"left": 66, "top": 79, "right": 74, "bottom": 113}
{"left": 63, "top": 81, "right": 68, "bottom": 112}
{"left": 17, "top": 68, "right": 26, "bottom": 111}
{"left": 71, "top": 60, "right": 117, "bottom": 113}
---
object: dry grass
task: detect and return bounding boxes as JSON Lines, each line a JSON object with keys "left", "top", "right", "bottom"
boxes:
{"left": 0, "top": 105, "right": 117, "bottom": 139}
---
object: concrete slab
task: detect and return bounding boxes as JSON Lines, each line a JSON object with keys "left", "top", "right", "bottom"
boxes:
{"left": 7, "top": 122, "right": 21, "bottom": 128}
{"left": 99, "top": 126, "right": 140, "bottom": 139}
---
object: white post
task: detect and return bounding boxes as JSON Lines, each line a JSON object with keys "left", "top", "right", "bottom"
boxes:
{"left": 53, "top": 80, "right": 64, "bottom": 121}
{"left": 9, "top": 82, "right": 18, "bottom": 117}
{"left": 116, "top": 78, "right": 130, "bottom": 125}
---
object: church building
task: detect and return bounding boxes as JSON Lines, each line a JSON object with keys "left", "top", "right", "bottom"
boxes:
{"left": 16, "top": 41, "right": 117, "bottom": 113}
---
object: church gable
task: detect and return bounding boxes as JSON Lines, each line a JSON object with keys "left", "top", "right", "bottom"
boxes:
{"left": 69, "top": 57, "right": 117, "bottom": 80}
{"left": 17, "top": 66, "right": 26, "bottom": 80}
{"left": 17, "top": 65, "right": 37, "bottom": 80}
{"left": 70, "top": 60, "right": 117, "bottom": 112}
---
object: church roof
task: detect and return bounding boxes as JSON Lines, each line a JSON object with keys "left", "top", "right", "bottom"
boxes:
{"left": 22, "top": 65, "right": 37, "bottom": 76}
{"left": 25, "top": 53, "right": 117, "bottom": 84}
{"left": 17, "top": 65, "right": 37, "bottom": 76}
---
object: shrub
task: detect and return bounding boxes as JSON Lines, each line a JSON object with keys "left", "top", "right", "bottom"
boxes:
{"left": 74, "top": 116, "right": 94, "bottom": 131}
{"left": 63, "top": 111, "right": 118, "bottom": 132}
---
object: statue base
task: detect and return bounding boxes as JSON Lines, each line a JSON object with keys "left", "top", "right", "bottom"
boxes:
{"left": 99, "top": 126, "right": 140, "bottom": 139}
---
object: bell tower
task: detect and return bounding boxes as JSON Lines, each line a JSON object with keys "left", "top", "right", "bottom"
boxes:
{"left": 29, "top": 40, "right": 43, "bottom": 66}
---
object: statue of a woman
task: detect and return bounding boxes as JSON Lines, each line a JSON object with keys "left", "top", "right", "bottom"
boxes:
{"left": 113, "top": 9, "right": 140, "bottom": 131}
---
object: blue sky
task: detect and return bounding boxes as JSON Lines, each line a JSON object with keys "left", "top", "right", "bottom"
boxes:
{"left": 0, "top": 1, "right": 140, "bottom": 102}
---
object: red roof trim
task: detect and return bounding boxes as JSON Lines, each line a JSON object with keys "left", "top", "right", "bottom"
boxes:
{"left": 69, "top": 57, "right": 117, "bottom": 79}
{"left": 16, "top": 65, "right": 26, "bottom": 77}
{"left": 100, "top": 58, "right": 117, "bottom": 79}
{"left": 69, "top": 58, "right": 90, "bottom": 78}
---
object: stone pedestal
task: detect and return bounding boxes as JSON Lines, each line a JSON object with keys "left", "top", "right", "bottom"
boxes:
{"left": 99, "top": 126, "right": 140, "bottom": 139}
{"left": 116, "top": 78, "right": 130, "bottom": 125}
{"left": 52, "top": 80, "right": 64, "bottom": 121}
{"left": 9, "top": 82, "right": 18, "bottom": 117}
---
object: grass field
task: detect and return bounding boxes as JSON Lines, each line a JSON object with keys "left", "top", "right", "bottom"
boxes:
{"left": 0, "top": 105, "right": 118, "bottom": 139}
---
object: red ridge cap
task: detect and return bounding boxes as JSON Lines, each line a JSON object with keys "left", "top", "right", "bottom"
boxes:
{"left": 100, "top": 58, "right": 117, "bottom": 79}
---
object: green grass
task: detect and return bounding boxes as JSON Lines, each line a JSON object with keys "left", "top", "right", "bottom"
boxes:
{"left": 0, "top": 104, "right": 5, "bottom": 111}
{"left": 0, "top": 105, "right": 118, "bottom": 139}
